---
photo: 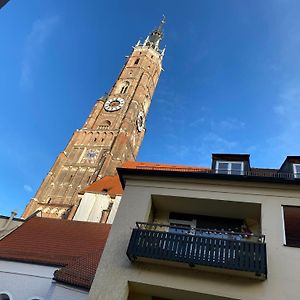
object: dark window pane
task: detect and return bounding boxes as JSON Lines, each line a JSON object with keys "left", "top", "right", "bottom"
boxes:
{"left": 231, "top": 163, "right": 242, "bottom": 170}
{"left": 283, "top": 206, "right": 300, "bottom": 247}
{"left": 218, "top": 162, "right": 229, "bottom": 170}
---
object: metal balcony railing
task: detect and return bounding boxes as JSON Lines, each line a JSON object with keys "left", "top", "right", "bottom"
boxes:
{"left": 213, "top": 169, "right": 297, "bottom": 180}
{"left": 127, "top": 222, "right": 267, "bottom": 279}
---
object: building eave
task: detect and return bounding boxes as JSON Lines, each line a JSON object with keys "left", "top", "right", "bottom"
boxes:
{"left": 117, "top": 167, "right": 300, "bottom": 189}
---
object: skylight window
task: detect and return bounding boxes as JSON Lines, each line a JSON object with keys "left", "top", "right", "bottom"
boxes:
{"left": 293, "top": 164, "right": 300, "bottom": 178}
{"left": 216, "top": 161, "right": 244, "bottom": 175}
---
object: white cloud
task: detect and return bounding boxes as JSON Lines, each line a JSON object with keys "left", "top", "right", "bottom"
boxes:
{"left": 201, "top": 132, "right": 238, "bottom": 152}
{"left": 214, "top": 118, "right": 245, "bottom": 131}
{"left": 20, "top": 15, "right": 60, "bottom": 88}
{"left": 23, "top": 184, "right": 33, "bottom": 193}
{"left": 270, "top": 85, "right": 300, "bottom": 154}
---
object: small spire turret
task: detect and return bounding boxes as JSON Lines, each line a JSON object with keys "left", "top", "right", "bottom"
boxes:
{"left": 143, "top": 16, "right": 166, "bottom": 52}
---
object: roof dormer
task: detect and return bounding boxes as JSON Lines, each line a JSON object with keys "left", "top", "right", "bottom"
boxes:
{"left": 212, "top": 154, "right": 250, "bottom": 175}
{"left": 279, "top": 156, "right": 300, "bottom": 179}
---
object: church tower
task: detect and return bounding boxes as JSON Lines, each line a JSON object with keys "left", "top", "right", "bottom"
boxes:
{"left": 22, "top": 19, "right": 166, "bottom": 219}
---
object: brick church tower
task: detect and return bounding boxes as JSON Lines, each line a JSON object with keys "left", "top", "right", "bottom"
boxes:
{"left": 22, "top": 19, "right": 166, "bottom": 219}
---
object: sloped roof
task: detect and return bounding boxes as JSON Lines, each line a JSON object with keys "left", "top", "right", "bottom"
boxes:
{"left": 54, "top": 251, "right": 103, "bottom": 289}
{"left": 82, "top": 175, "right": 123, "bottom": 197}
{"left": 118, "top": 160, "right": 300, "bottom": 186}
{"left": 81, "top": 162, "right": 208, "bottom": 198}
{"left": 121, "top": 161, "right": 209, "bottom": 172}
{"left": 0, "top": 217, "right": 111, "bottom": 289}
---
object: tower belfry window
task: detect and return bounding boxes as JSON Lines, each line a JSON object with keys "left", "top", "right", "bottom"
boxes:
{"left": 120, "top": 81, "right": 129, "bottom": 94}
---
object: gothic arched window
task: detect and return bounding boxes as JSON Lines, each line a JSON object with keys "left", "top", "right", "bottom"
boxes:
{"left": 120, "top": 81, "right": 129, "bottom": 94}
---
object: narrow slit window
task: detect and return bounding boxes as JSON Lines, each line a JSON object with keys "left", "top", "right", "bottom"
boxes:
{"left": 134, "top": 58, "right": 140, "bottom": 65}
{"left": 120, "top": 81, "right": 129, "bottom": 94}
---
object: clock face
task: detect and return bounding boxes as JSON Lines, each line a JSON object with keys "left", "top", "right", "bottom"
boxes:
{"left": 82, "top": 149, "right": 99, "bottom": 163}
{"left": 137, "top": 111, "right": 145, "bottom": 132}
{"left": 104, "top": 97, "right": 125, "bottom": 112}
{"left": 86, "top": 150, "right": 97, "bottom": 159}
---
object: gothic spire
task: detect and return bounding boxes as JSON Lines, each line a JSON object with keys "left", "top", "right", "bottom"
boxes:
{"left": 145, "top": 16, "right": 166, "bottom": 52}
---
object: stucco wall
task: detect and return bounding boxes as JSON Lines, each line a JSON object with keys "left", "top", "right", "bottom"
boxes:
{"left": 0, "top": 260, "right": 57, "bottom": 300}
{"left": 0, "top": 260, "right": 87, "bottom": 300}
{"left": 89, "top": 175, "right": 300, "bottom": 300}
{"left": 0, "top": 218, "right": 23, "bottom": 239}
{"left": 47, "top": 283, "right": 87, "bottom": 300}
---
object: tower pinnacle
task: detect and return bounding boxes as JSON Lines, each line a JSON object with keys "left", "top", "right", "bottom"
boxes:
{"left": 157, "top": 15, "right": 166, "bottom": 32}
{"left": 144, "top": 16, "right": 166, "bottom": 52}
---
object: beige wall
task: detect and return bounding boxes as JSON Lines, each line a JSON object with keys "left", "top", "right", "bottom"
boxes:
{"left": 73, "top": 193, "right": 121, "bottom": 224}
{"left": 0, "top": 217, "right": 23, "bottom": 239}
{"left": 89, "top": 175, "right": 300, "bottom": 300}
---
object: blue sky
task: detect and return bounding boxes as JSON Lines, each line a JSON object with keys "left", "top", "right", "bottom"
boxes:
{"left": 1, "top": 0, "right": 300, "bottom": 216}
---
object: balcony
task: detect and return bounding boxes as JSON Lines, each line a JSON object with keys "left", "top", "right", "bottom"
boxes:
{"left": 127, "top": 222, "right": 267, "bottom": 280}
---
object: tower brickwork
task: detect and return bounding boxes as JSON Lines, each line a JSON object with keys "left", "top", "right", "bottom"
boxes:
{"left": 22, "top": 20, "right": 166, "bottom": 219}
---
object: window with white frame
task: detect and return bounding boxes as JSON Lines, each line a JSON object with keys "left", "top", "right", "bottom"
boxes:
{"left": 293, "top": 164, "right": 300, "bottom": 178}
{"left": 216, "top": 161, "right": 244, "bottom": 175}
{"left": 282, "top": 205, "right": 300, "bottom": 247}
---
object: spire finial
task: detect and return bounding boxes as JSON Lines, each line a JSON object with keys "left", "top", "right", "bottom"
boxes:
{"left": 158, "top": 15, "right": 166, "bottom": 32}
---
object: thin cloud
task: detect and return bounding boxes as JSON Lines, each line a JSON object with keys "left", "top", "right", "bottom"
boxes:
{"left": 208, "top": 118, "right": 246, "bottom": 132}
{"left": 270, "top": 85, "right": 300, "bottom": 154}
{"left": 23, "top": 184, "right": 33, "bottom": 193}
{"left": 20, "top": 15, "right": 60, "bottom": 88}
{"left": 202, "top": 132, "right": 238, "bottom": 151}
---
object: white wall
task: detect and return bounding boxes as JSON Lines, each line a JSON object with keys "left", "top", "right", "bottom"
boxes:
{"left": 107, "top": 196, "right": 121, "bottom": 224}
{"left": 73, "top": 193, "right": 121, "bottom": 224}
{"left": 0, "top": 260, "right": 87, "bottom": 300}
{"left": 47, "top": 283, "right": 87, "bottom": 300}
{"left": 0, "top": 260, "right": 56, "bottom": 300}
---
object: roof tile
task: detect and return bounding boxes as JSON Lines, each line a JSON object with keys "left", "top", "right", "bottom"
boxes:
{"left": 0, "top": 217, "right": 111, "bottom": 289}
{"left": 82, "top": 175, "right": 122, "bottom": 197}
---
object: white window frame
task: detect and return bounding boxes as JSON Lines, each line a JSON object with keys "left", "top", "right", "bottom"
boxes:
{"left": 293, "top": 164, "right": 300, "bottom": 178}
{"left": 216, "top": 161, "right": 244, "bottom": 175}
{"left": 281, "top": 206, "right": 287, "bottom": 245}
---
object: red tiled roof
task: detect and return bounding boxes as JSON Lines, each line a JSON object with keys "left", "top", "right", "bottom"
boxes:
{"left": 121, "top": 161, "right": 209, "bottom": 172}
{"left": 82, "top": 163, "right": 208, "bottom": 198}
{"left": 82, "top": 175, "right": 123, "bottom": 197}
{"left": 0, "top": 217, "right": 111, "bottom": 289}
{"left": 54, "top": 251, "right": 102, "bottom": 289}
{"left": 121, "top": 162, "right": 284, "bottom": 178}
